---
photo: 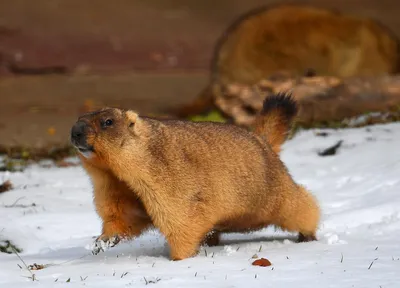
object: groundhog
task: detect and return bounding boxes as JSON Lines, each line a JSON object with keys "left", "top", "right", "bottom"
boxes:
{"left": 70, "top": 92, "right": 320, "bottom": 260}
{"left": 175, "top": 3, "right": 400, "bottom": 117}
{"left": 213, "top": 4, "right": 399, "bottom": 85}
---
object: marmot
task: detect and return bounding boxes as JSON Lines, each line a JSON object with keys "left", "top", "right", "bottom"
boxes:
{"left": 71, "top": 92, "right": 320, "bottom": 260}
{"left": 213, "top": 4, "right": 399, "bottom": 85}
{"left": 175, "top": 3, "right": 400, "bottom": 117}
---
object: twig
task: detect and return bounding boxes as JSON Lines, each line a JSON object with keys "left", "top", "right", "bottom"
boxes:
{"left": 51, "top": 253, "right": 91, "bottom": 266}
{"left": 121, "top": 272, "right": 129, "bottom": 279}
{"left": 4, "top": 197, "right": 26, "bottom": 208}
{"left": 11, "top": 245, "right": 36, "bottom": 281}
{"left": 368, "top": 258, "right": 378, "bottom": 270}
{"left": 368, "top": 261, "right": 374, "bottom": 270}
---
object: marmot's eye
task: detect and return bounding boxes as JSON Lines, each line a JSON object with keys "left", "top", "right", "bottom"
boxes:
{"left": 104, "top": 119, "right": 113, "bottom": 127}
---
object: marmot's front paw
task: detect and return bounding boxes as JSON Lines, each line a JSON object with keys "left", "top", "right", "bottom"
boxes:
{"left": 91, "top": 235, "right": 121, "bottom": 255}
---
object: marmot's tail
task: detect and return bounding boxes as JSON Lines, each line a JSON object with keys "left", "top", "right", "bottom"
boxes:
{"left": 253, "top": 92, "right": 298, "bottom": 154}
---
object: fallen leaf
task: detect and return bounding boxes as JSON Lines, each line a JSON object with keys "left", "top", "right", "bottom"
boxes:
{"left": 80, "top": 99, "right": 95, "bottom": 113}
{"left": 28, "top": 263, "right": 48, "bottom": 270}
{"left": 0, "top": 180, "right": 13, "bottom": 193}
{"left": 318, "top": 140, "right": 343, "bottom": 156}
{"left": 252, "top": 258, "right": 272, "bottom": 267}
{"left": 47, "top": 127, "right": 56, "bottom": 136}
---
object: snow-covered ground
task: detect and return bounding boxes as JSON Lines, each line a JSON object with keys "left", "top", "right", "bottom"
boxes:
{"left": 1, "top": 123, "right": 400, "bottom": 287}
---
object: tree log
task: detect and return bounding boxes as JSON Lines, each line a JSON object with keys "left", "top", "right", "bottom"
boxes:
{"left": 214, "top": 75, "right": 400, "bottom": 127}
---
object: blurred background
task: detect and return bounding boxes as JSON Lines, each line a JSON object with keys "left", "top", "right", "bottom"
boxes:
{"left": 0, "top": 0, "right": 400, "bottom": 160}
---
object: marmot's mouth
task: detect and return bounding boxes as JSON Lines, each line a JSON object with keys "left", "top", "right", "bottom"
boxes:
{"left": 76, "top": 146, "right": 95, "bottom": 159}
{"left": 74, "top": 145, "right": 94, "bottom": 154}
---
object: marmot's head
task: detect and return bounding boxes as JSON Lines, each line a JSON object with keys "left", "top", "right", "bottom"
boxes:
{"left": 70, "top": 107, "right": 145, "bottom": 162}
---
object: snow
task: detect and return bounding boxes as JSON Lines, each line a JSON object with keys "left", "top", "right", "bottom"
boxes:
{"left": 1, "top": 123, "right": 400, "bottom": 287}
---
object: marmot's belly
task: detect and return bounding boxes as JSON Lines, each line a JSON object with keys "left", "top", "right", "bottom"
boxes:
{"left": 215, "top": 214, "right": 272, "bottom": 233}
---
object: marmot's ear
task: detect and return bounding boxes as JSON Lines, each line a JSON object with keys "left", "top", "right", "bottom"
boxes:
{"left": 125, "top": 110, "right": 139, "bottom": 130}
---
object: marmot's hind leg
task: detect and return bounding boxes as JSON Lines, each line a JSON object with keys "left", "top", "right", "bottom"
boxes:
{"left": 271, "top": 184, "right": 320, "bottom": 243}
{"left": 202, "top": 230, "right": 220, "bottom": 247}
{"left": 298, "top": 233, "right": 317, "bottom": 242}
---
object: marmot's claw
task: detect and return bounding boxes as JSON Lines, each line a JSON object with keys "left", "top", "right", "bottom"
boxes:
{"left": 91, "top": 235, "right": 121, "bottom": 255}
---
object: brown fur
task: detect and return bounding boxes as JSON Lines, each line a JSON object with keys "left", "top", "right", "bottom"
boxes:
{"left": 214, "top": 4, "right": 400, "bottom": 85}
{"left": 71, "top": 93, "right": 320, "bottom": 260}
{"left": 253, "top": 92, "right": 298, "bottom": 154}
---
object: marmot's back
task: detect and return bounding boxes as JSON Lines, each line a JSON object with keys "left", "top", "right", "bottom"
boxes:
{"left": 214, "top": 4, "right": 399, "bottom": 85}
{"left": 140, "top": 94, "right": 298, "bottom": 208}
{"left": 144, "top": 118, "right": 291, "bottom": 210}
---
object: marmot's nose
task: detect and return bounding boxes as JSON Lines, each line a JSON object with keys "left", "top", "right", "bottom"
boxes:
{"left": 70, "top": 121, "right": 87, "bottom": 141}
